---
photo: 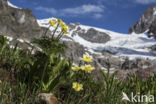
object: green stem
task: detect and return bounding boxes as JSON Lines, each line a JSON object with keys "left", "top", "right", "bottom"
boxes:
{"left": 41, "top": 61, "right": 48, "bottom": 82}
{"left": 66, "top": 88, "right": 72, "bottom": 103}
{"left": 44, "top": 25, "right": 51, "bottom": 36}
{"left": 51, "top": 23, "right": 59, "bottom": 40}
{"left": 56, "top": 32, "right": 64, "bottom": 41}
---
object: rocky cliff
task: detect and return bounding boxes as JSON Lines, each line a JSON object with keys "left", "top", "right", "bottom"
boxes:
{"left": 129, "top": 6, "right": 156, "bottom": 38}
{"left": 0, "top": 0, "right": 45, "bottom": 40}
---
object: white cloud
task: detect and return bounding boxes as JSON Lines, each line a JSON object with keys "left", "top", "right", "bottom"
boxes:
{"left": 35, "top": 4, "right": 104, "bottom": 18}
{"left": 135, "top": 0, "right": 156, "bottom": 4}
{"left": 35, "top": 6, "right": 57, "bottom": 15}
{"left": 93, "top": 13, "right": 103, "bottom": 19}
{"left": 62, "top": 5, "right": 104, "bottom": 15}
{"left": 95, "top": 0, "right": 156, "bottom": 6}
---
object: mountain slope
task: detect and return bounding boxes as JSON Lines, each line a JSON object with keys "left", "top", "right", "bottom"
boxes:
{"left": 38, "top": 18, "right": 156, "bottom": 60}
{"left": 38, "top": 18, "right": 156, "bottom": 73}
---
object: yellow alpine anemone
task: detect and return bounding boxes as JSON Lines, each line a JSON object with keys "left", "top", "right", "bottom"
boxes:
{"left": 84, "top": 64, "right": 95, "bottom": 73}
{"left": 80, "top": 65, "right": 86, "bottom": 71}
{"left": 57, "top": 19, "right": 63, "bottom": 25}
{"left": 49, "top": 20, "right": 56, "bottom": 27}
{"left": 49, "top": 18, "right": 58, "bottom": 27}
{"left": 60, "top": 22, "right": 69, "bottom": 34}
{"left": 81, "top": 54, "right": 93, "bottom": 63}
{"left": 49, "top": 18, "right": 69, "bottom": 34}
{"left": 72, "top": 82, "right": 83, "bottom": 92}
{"left": 72, "top": 65, "right": 80, "bottom": 71}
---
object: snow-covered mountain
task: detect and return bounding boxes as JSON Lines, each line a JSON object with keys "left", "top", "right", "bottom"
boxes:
{"left": 37, "top": 18, "right": 156, "bottom": 73}
{"left": 38, "top": 18, "right": 156, "bottom": 60}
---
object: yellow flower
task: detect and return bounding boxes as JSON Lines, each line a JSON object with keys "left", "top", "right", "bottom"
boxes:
{"left": 72, "top": 65, "right": 80, "bottom": 71}
{"left": 80, "top": 65, "right": 95, "bottom": 73}
{"left": 61, "top": 23, "right": 69, "bottom": 34}
{"left": 50, "top": 18, "right": 70, "bottom": 34}
{"left": 58, "top": 19, "right": 69, "bottom": 34}
{"left": 50, "top": 18, "right": 69, "bottom": 34}
{"left": 84, "top": 64, "right": 95, "bottom": 73}
{"left": 57, "top": 19, "right": 63, "bottom": 25}
{"left": 81, "top": 54, "right": 92, "bottom": 63}
{"left": 72, "top": 82, "right": 83, "bottom": 91}
{"left": 80, "top": 65, "right": 86, "bottom": 71}
{"left": 49, "top": 20, "right": 56, "bottom": 27}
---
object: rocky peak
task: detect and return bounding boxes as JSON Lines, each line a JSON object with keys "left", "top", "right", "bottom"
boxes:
{"left": 129, "top": 6, "right": 156, "bottom": 38}
{"left": 0, "top": 0, "right": 45, "bottom": 40}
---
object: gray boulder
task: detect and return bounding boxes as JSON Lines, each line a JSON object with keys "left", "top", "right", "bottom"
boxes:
{"left": 78, "top": 28, "right": 110, "bottom": 43}
{"left": 63, "top": 41, "right": 86, "bottom": 63}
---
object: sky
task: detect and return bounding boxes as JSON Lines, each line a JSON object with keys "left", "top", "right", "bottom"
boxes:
{"left": 9, "top": 0, "right": 156, "bottom": 33}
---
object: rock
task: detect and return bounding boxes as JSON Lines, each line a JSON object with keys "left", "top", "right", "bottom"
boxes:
{"left": 129, "top": 6, "right": 156, "bottom": 38}
{"left": 78, "top": 28, "right": 110, "bottom": 43}
{"left": 68, "top": 24, "right": 76, "bottom": 30}
{"left": 0, "top": 0, "right": 8, "bottom": 10}
{"left": 95, "top": 52, "right": 122, "bottom": 69}
{"left": 63, "top": 41, "right": 86, "bottom": 63}
{"left": 148, "top": 20, "right": 156, "bottom": 38}
{"left": 121, "top": 58, "right": 154, "bottom": 70}
{"left": 149, "top": 44, "right": 156, "bottom": 55}
{"left": 135, "top": 65, "right": 156, "bottom": 79}
{"left": 63, "top": 37, "right": 155, "bottom": 73}
{"left": 116, "top": 64, "right": 156, "bottom": 80}
{"left": 0, "top": 0, "right": 45, "bottom": 40}
{"left": 38, "top": 93, "right": 59, "bottom": 104}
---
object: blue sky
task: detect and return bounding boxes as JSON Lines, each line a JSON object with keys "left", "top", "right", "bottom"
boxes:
{"left": 9, "top": 0, "right": 156, "bottom": 33}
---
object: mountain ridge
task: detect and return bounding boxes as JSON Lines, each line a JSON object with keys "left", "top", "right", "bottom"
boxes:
{"left": 129, "top": 6, "right": 156, "bottom": 38}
